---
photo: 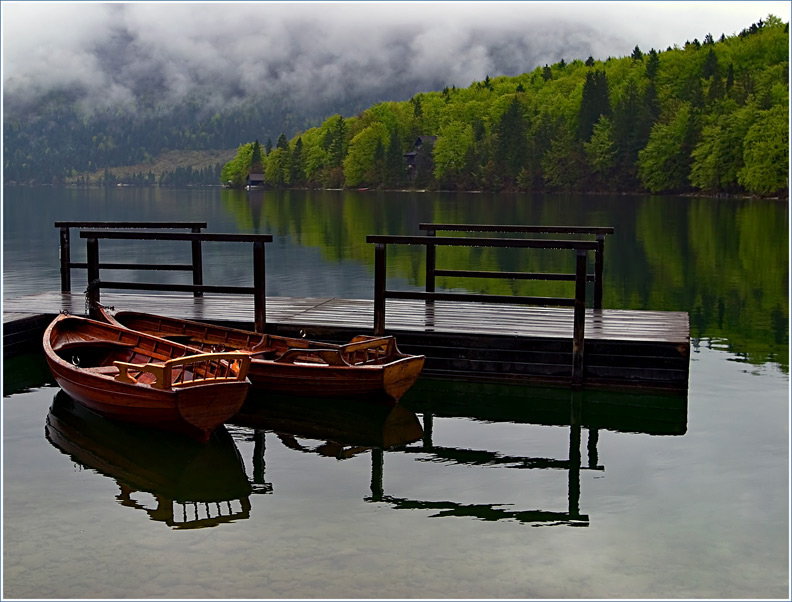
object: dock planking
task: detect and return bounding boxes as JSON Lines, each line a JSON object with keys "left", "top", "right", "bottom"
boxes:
{"left": 3, "top": 291, "right": 689, "bottom": 392}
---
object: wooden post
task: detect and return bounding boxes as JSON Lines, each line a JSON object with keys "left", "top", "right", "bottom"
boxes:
{"left": 572, "top": 249, "right": 587, "bottom": 386}
{"left": 422, "top": 412, "right": 434, "bottom": 450}
{"left": 191, "top": 226, "right": 203, "bottom": 298}
{"left": 374, "top": 243, "right": 386, "bottom": 336}
{"left": 253, "top": 430, "right": 266, "bottom": 485}
{"left": 425, "top": 228, "right": 436, "bottom": 294}
{"left": 370, "top": 448, "right": 384, "bottom": 501}
{"left": 594, "top": 234, "right": 605, "bottom": 310}
{"left": 587, "top": 427, "right": 599, "bottom": 469}
{"left": 86, "top": 237, "right": 100, "bottom": 318}
{"left": 59, "top": 226, "right": 71, "bottom": 293}
{"left": 568, "top": 390, "right": 583, "bottom": 519}
{"left": 253, "top": 241, "right": 266, "bottom": 333}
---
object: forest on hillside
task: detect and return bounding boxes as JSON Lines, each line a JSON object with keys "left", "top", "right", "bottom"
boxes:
{"left": 222, "top": 16, "right": 789, "bottom": 197}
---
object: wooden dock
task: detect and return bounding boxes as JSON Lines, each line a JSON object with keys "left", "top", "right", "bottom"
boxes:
{"left": 3, "top": 291, "right": 690, "bottom": 393}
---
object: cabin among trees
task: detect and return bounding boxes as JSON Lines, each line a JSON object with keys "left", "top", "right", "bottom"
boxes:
{"left": 246, "top": 173, "right": 265, "bottom": 188}
{"left": 405, "top": 136, "right": 437, "bottom": 185}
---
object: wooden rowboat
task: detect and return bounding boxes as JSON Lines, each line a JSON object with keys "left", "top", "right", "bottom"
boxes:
{"left": 97, "top": 307, "right": 425, "bottom": 403}
{"left": 43, "top": 313, "right": 251, "bottom": 442}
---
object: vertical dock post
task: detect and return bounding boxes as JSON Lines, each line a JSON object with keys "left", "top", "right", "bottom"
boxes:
{"left": 370, "top": 448, "right": 384, "bottom": 501}
{"left": 568, "top": 390, "right": 583, "bottom": 520}
{"left": 594, "top": 234, "right": 605, "bottom": 310}
{"left": 191, "top": 226, "right": 203, "bottom": 298}
{"left": 59, "top": 226, "right": 71, "bottom": 293}
{"left": 572, "top": 249, "right": 587, "bottom": 386}
{"left": 374, "top": 243, "right": 386, "bottom": 336}
{"left": 425, "top": 227, "right": 436, "bottom": 295}
{"left": 253, "top": 241, "right": 266, "bottom": 333}
{"left": 86, "top": 237, "right": 100, "bottom": 319}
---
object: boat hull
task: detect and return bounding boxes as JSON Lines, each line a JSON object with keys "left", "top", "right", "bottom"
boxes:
{"left": 100, "top": 308, "right": 425, "bottom": 402}
{"left": 44, "top": 314, "right": 250, "bottom": 442}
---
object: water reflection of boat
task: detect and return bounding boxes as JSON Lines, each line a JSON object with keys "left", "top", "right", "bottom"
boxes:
{"left": 45, "top": 392, "right": 252, "bottom": 529}
{"left": 231, "top": 393, "right": 424, "bottom": 451}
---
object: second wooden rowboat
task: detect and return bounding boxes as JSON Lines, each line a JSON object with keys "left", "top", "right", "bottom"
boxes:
{"left": 97, "top": 307, "right": 425, "bottom": 403}
{"left": 44, "top": 313, "right": 251, "bottom": 442}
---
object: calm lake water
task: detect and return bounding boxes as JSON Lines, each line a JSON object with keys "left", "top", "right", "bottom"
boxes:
{"left": 2, "top": 187, "right": 789, "bottom": 599}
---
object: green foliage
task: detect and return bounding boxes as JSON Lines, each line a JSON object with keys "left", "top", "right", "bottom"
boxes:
{"left": 737, "top": 104, "right": 789, "bottom": 193}
{"left": 250, "top": 140, "right": 264, "bottom": 172}
{"left": 343, "top": 122, "right": 389, "bottom": 187}
{"left": 433, "top": 121, "right": 475, "bottom": 188}
{"left": 584, "top": 116, "right": 617, "bottom": 186}
{"left": 577, "top": 70, "right": 611, "bottom": 141}
{"left": 638, "top": 104, "right": 696, "bottom": 192}
{"left": 214, "top": 15, "right": 787, "bottom": 196}
{"left": 220, "top": 142, "right": 255, "bottom": 188}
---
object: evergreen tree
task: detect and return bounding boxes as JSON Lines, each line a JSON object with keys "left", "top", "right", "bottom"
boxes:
{"left": 384, "top": 131, "right": 406, "bottom": 188}
{"left": 646, "top": 49, "right": 660, "bottom": 80}
{"left": 290, "top": 137, "right": 304, "bottom": 186}
{"left": 493, "top": 97, "right": 529, "bottom": 188}
{"left": 576, "top": 70, "right": 611, "bottom": 142}
{"left": 250, "top": 139, "right": 264, "bottom": 173}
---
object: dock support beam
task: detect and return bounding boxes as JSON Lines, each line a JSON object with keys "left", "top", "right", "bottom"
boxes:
{"left": 572, "top": 250, "right": 587, "bottom": 387}
{"left": 191, "top": 226, "right": 203, "bottom": 298}
{"left": 253, "top": 241, "right": 266, "bottom": 333}
{"left": 86, "top": 237, "right": 100, "bottom": 319}
{"left": 425, "top": 228, "right": 436, "bottom": 295}
{"left": 594, "top": 234, "right": 605, "bottom": 310}
{"left": 59, "top": 227, "right": 71, "bottom": 293}
{"left": 374, "top": 243, "right": 386, "bottom": 336}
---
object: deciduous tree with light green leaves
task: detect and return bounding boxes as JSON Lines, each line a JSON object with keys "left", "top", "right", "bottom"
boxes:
{"left": 343, "top": 122, "right": 389, "bottom": 187}
{"left": 433, "top": 121, "right": 475, "bottom": 188}
{"left": 638, "top": 104, "right": 696, "bottom": 193}
{"left": 738, "top": 104, "right": 789, "bottom": 194}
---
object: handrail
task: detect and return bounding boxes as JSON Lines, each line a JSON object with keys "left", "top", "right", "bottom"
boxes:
{"left": 418, "top": 223, "right": 613, "bottom": 309}
{"left": 418, "top": 223, "right": 614, "bottom": 235}
{"left": 365, "top": 233, "right": 590, "bottom": 385}
{"left": 80, "top": 231, "right": 273, "bottom": 332}
{"left": 56, "top": 221, "right": 207, "bottom": 294}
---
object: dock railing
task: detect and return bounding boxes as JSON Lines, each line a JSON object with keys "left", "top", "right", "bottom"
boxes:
{"left": 366, "top": 234, "right": 599, "bottom": 385}
{"left": 56, "top": 221, "right": 207, "bottom": 295}
{"left": 78, "top": 230, "right": 272, "bottom": 332}
{"left": 418, "top": 223, "right": 614, "bottom": 310}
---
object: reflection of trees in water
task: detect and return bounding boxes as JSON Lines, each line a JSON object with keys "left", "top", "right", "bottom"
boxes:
{"left": 222, "top": 190, "right": 788, "bottom": 370}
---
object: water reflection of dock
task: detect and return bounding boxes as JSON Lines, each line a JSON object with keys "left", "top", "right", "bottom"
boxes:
{"left": 235, "top": 383, "right": 687, "bottom": 527}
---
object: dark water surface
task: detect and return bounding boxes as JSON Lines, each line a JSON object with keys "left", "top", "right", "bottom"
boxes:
{"left": 2, "top": 188, "right": 789, "bottom": 598}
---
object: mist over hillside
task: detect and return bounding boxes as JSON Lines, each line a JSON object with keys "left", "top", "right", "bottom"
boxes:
{"left": 2, "top": 2, "right": 784, "bottom": 185}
